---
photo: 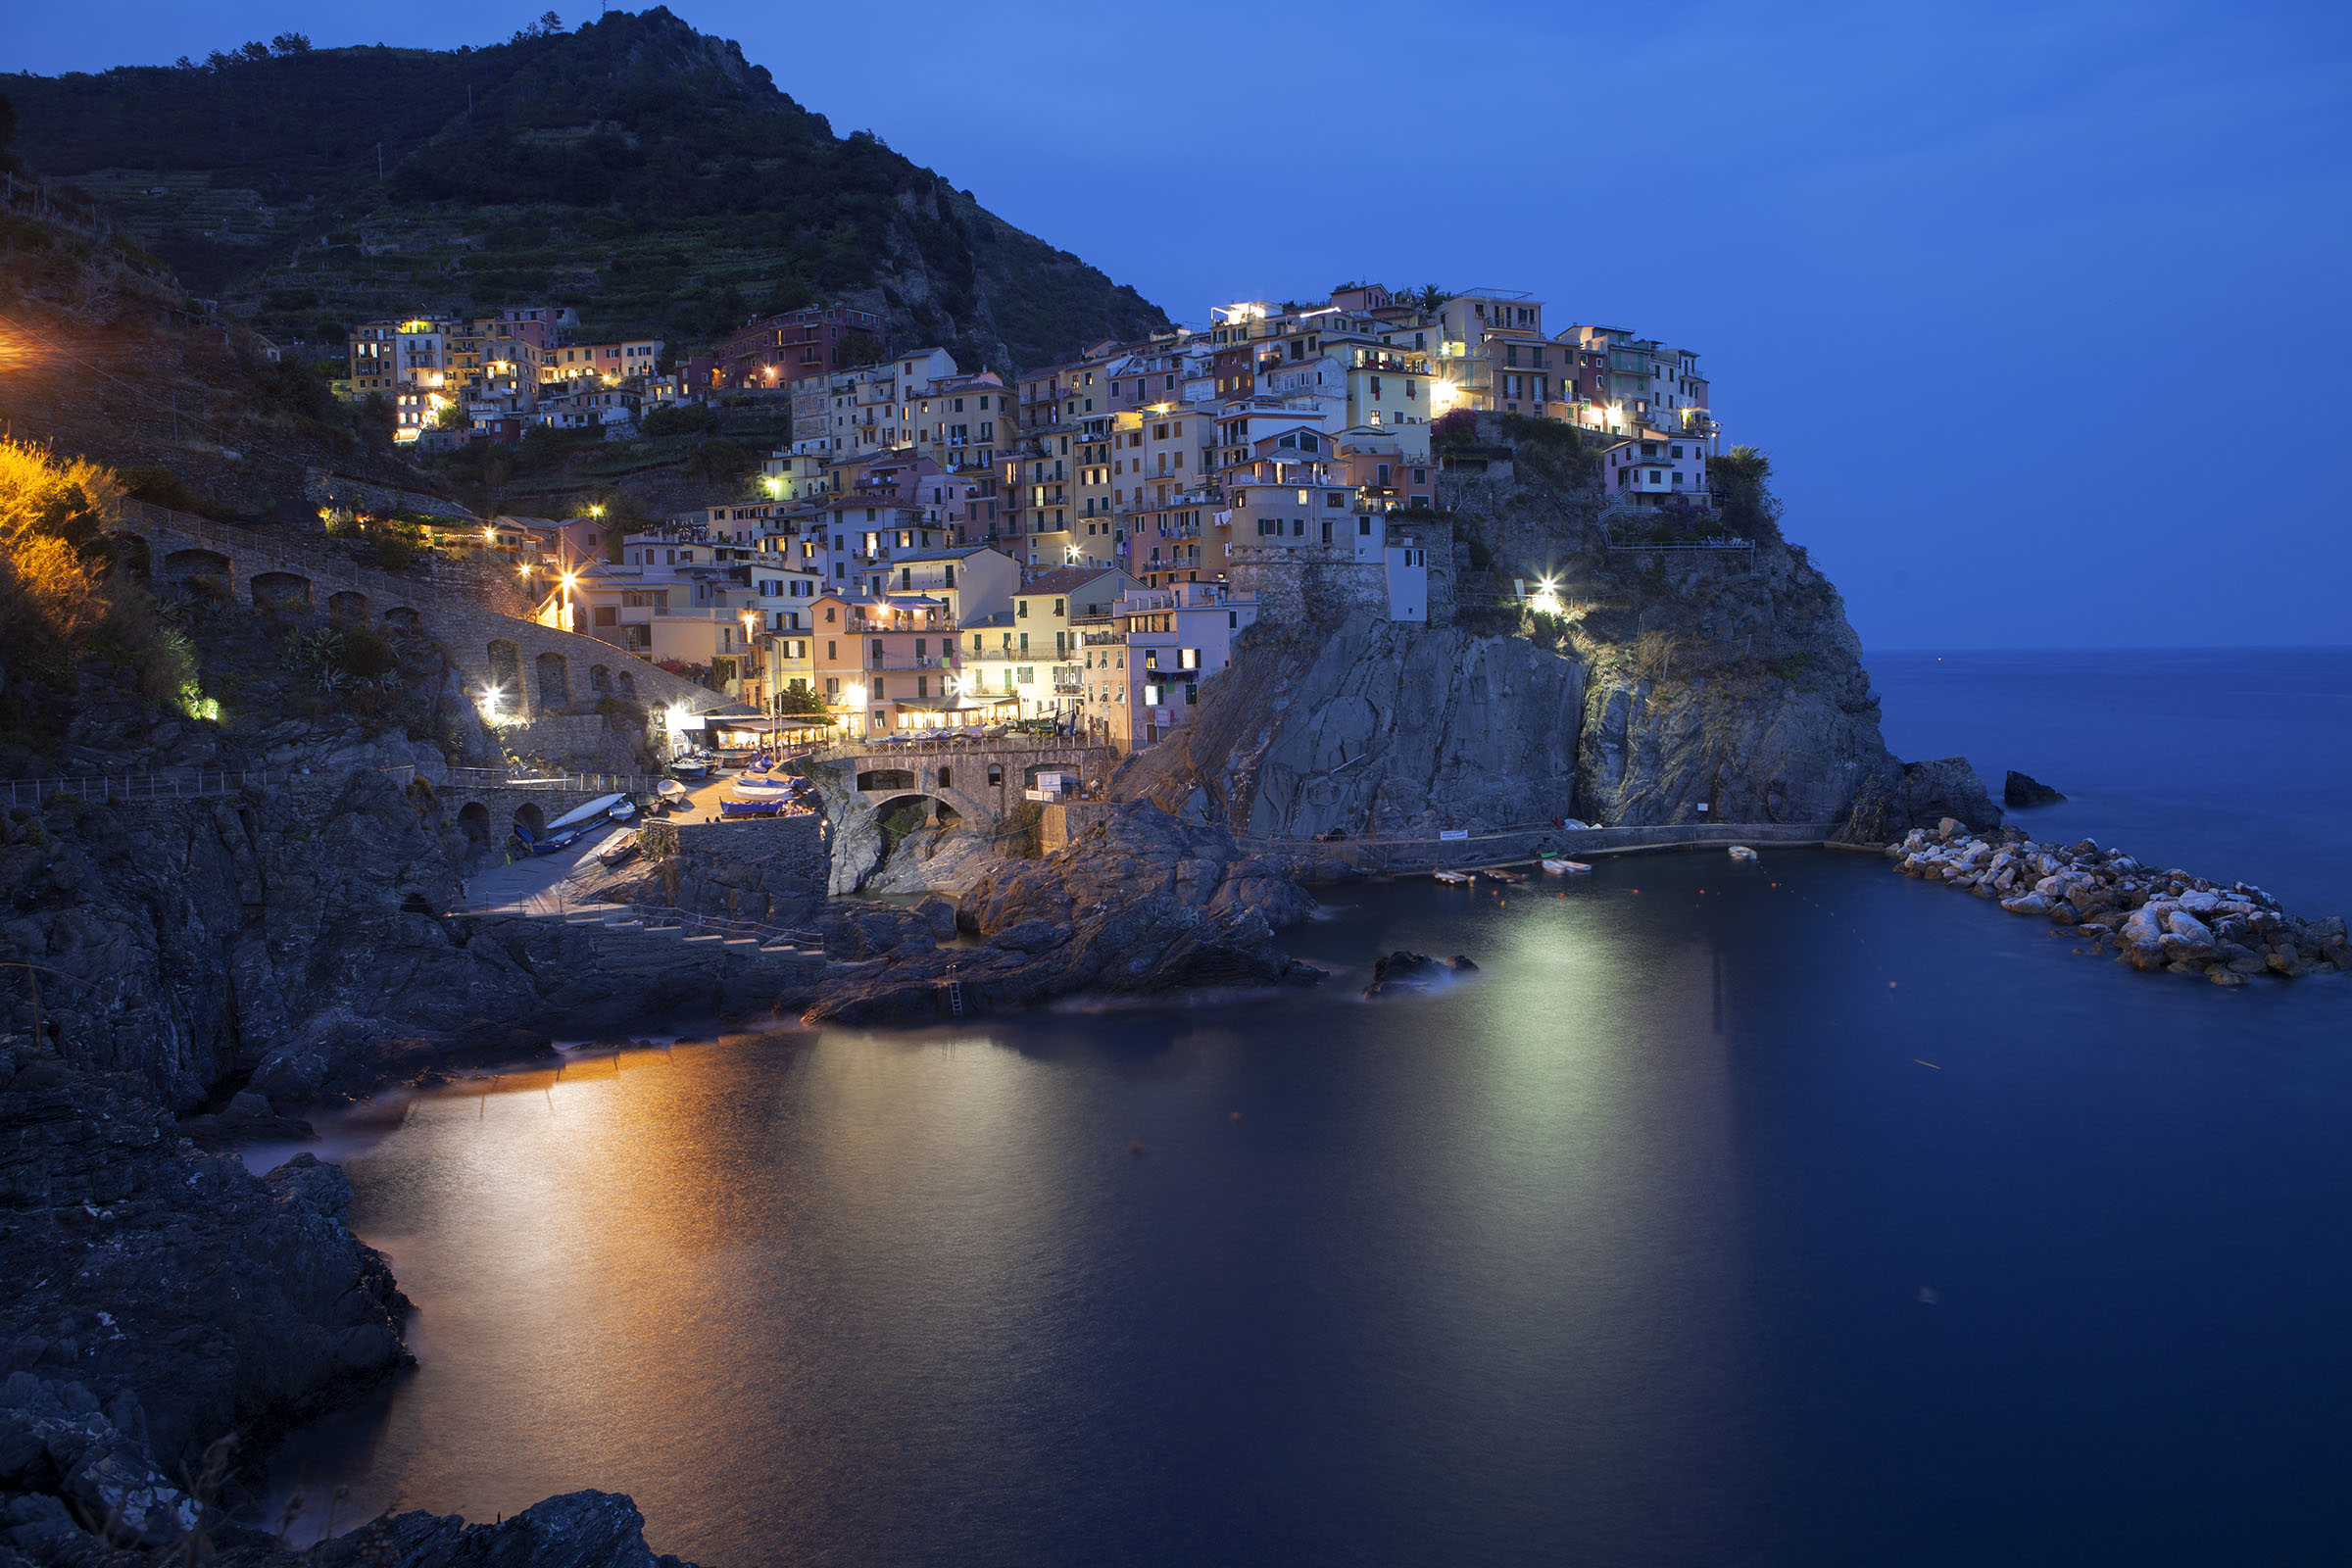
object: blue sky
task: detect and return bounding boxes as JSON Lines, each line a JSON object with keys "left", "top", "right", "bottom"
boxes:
{"left": 14, "top": 1, "right": 2352, "bottom": 648}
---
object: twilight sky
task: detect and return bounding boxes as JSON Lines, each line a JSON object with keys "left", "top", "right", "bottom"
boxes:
{"left": 13, "top": 1, "right": 2352, "bottom": 649}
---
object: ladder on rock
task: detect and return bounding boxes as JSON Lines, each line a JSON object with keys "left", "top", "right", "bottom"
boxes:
{"left": 945, "top": 979, "right": 965, "bottom": 1017}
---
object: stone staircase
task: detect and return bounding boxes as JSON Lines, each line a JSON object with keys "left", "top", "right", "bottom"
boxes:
{"left": 528, "top": 901, "right": 829, "bottom": 982}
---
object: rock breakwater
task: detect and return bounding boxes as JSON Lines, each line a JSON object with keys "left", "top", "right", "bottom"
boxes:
{"left": 1887, "top": 821, "right": 2350, "bottom": 985}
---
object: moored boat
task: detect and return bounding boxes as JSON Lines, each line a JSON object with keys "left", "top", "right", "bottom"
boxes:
{"left": 544, "top": 793, "right": 628, "bottom": 835}
{"left": 1542, "top": 858, "right": 1592, "bottom": 875}
{"left": 1483, "top": 866, "right": 1528, "bottom": 884}
{"left": 1729, "top": 845, "right": 1760, "bottom": 861}
{"left": 1433, "top": 869, "right": 1475, "bottom": 885}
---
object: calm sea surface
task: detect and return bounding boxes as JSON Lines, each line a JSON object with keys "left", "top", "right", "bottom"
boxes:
{"left": 261, "top": 650, "right": 2352, "bottom": 1566}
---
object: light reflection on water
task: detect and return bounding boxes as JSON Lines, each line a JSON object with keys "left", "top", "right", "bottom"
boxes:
{"left": 261, "top": 853, "right": 2352, "bottom": 1567}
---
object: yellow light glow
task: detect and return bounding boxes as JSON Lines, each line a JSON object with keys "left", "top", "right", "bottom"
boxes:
{"left": 560, "top": 571, "right": 577, "bottom": 591}
{"left": 841, "top": 683, "right": 868, "bottom": 709}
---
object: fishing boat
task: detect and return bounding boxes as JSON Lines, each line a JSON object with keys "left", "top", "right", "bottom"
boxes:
{"left": 1483, "top": 866, "right": 1528, "bottom": 884}
{"left": 718, "top": 797, "right": 784, "bottom": 817}
{"left": 655, "top": 778, "right": 690, "bottom": 810}
{"left": 596, "top": 829, "right": 641, "bottom": 869}
{"left": 1433, "top": 869, "right": 1476, "bottom": 885}
{"left": 1729, "top": 845, "right": 1760, "bottom": 862}
{"left": 1542, "top": 858, "right": 1593, "bottom": 875}
{"left": 608, "top": 799, "right": 637, "bottom": 823}
{"left": 666, "top": 756, "right": 711, "bottom": 780}
{"left": 544, "top": 793, "right": 628, "bottom": 836}
{"left": 729, "top": 773, "right": 798, "bottom": 797}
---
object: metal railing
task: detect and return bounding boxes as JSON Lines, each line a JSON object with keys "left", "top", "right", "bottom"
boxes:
{"left": 1233, "top": 820, "right": 1840, "bottom": 865}
{"left": 0, "top": 762, "right": 430, "bottom": 810}
{"left": 0, "top": 762, "right": 677, "bottom": 811}
{"left": 808, "top": 736, "right": 1109, "bottom": 763}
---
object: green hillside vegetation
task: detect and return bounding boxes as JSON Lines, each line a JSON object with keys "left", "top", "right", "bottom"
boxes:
{"left": 10, "top": 7, "right": 1168, "bottom": 373}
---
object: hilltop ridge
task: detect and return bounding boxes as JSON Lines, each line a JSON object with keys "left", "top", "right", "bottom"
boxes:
{"left": 7, "top": 7, "right": 1168, "bottom": 373}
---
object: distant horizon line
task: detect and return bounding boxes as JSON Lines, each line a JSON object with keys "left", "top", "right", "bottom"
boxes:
{"left": 1867, "top": 644, "right": 2352, "bottom": 655}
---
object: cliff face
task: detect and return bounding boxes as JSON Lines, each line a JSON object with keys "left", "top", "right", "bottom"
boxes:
{"left": 1124, "top": 417, "right": 1938, "bottom": 838}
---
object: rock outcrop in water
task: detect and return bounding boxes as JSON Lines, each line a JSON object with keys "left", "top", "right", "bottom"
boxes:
{"left": 806, "top": 803, "right": 1319, "bottom": 1023}
{"left": 2004, "top": 770, "right": 2067, "bottom": 808}
{"left": 1886, "top": 819, "right": 2350, "bottom": 984}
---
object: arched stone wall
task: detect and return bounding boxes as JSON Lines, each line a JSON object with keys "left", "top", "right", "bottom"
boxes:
{"left": 163, "top": 547, "right": 231, "bottom": 587}
{"left": 589, "top": 664, "right": 612, "bottom": 693}
{"left": 251, "top": 570, "right": 313, "bottom": 612}
{"left": 535, "top": 651, "right": 569, "bottom": 711}
{"left": 328, "top": 590, "right": 369, "bottom": 621}
{"left": 486, "top": 641, "right": 523, "bottom": 710}
{"left": 383, "top": 606, "right": 423, "bottom": 637}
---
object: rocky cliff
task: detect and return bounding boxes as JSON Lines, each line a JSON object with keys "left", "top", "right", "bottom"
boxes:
{"left": 807, "top": 803, "right": 1318, "bottom": 1024}
{"left": 1124, "top": 416, "right": 1981, "bottom": 841}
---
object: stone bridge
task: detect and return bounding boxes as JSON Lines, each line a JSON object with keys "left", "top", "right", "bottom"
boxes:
{"left": 805, "top": 739, "right": 1115, "bottom": 833}
{"left": 107, "top": 499, "right": 736, "bottom": 725}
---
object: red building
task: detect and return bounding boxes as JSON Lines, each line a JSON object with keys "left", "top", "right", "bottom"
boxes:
{"left": 718, "top": 306, "right": 887, "bottom": 390}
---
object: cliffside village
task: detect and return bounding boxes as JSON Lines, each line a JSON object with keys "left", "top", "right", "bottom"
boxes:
{"left": 341, "top": 283, "right": 1721, "bottom": 753}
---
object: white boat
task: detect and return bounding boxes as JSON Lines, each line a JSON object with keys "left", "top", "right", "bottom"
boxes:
{"left": 1542, "top": 858, "right": 1592, "bottom": 875}
{"left": 545, "top": 793, "right": 628, "bottom": 834}
{"left": 1483, "top": 866, "right": 1528, "bottom": 884}
{"left": 596, "top": 829, "right": 641, "bottom": 868}
{"left": 729, "top": 773, "right": 798, "bottom": 795}
{"left": 656, "top": 778, "right": 689, "bottom": 804}
{"left": 608, "top": 799, "right": 637, "bottom": 822}
{"left": 1729, "top": 845, "right": 1759, "bottom": 861}
{"left": 1433, "top": 869, "right": 1476, "bottom": 885}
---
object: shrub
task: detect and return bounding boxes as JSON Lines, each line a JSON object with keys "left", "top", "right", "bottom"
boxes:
{"left": 375, "top": 535, "right": 413, "bottom": 569}
{"left": 641, "top": 403, "right": 718, "bottom": 438}
{"left": 117, "top": 464, "right": 225, "bottom": 518}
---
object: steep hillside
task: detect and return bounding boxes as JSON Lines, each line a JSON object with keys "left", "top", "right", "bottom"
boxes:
{"left": 1123, "top": 416, "right": 1993, "bottom": 839}
{"left": 8, "top": 8, "right": 1168, "bottom": 372}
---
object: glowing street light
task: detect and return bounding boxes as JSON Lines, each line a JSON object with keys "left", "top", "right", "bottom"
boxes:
{"left": 1529, "top": 573, "right": 1565, "bottom": 616}
{"left": 477, "top": 682, "right": 505, "bottom": 721}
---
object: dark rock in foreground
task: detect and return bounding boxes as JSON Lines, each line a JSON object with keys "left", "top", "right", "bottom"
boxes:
{"left": 0, "top": 1047, "right": 410, "bottom": 1560}
{"left": 806, "top": 803, "right": 1322, "bottom": 1023}
{"left": 214, "top": 1489, "right": 701, "bottom": 1567}
{"left": 2004, "top": 770, "right": 2067, "bottom": 808}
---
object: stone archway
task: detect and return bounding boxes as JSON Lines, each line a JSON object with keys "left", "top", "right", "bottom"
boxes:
{"left": 457, "top": 801, "right": 492, "bottom": 849}
{"left": 536, "top": 651, "right": 569, "bottom": 710}
{"left": 858, "top": 767, "right": 917, "bottom": 791}
{"left": 486, "top": 640, "right": 523, "bottom": 712}
{"left": 614, "top": 670, "right": 637, "bottom": 698}
{"left": 164, "top": 547, "right": 231, "bottom": 590}
{"left": 328, "top": 590, "right": 369, "bottom": 621}
{"left": 106, "top": 532, "right": 153, "bottom": 576}
{"left": 251, "top": 571, "right": 313, "bottom": 612}
{"left": 589, "top": 664, "right": 612, "bottom": 694}
{"left": 383, "top": 606, "right": 423, "bottom": 637}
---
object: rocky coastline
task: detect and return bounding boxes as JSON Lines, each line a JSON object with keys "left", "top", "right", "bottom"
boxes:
{"left": 1886, "top": 819, "right": 2350, "bottom": 983}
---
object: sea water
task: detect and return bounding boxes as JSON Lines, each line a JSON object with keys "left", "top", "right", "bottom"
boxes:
{"left": 260, "top": 649, "right": 2352, "bottom": 1567}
